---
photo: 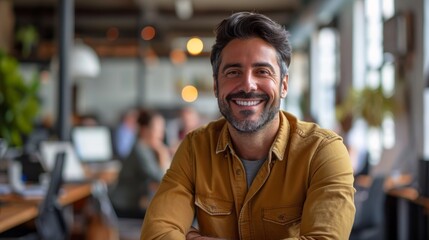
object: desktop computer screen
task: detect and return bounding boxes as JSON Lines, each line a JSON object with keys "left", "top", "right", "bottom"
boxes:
{"left": 71, "top": 126, "right": 114, "bottom": 163}
{"left": 39, "top": 141, "right": 86, "bottom": 182}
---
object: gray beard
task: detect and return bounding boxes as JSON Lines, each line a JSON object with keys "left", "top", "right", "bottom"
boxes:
{"left": 218, "top": 99, "right": 279, "bottom": 133}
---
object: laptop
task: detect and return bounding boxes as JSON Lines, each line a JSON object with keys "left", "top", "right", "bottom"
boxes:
{"left": 39, "top": 141, "right": 86, "bottom": 182}
{"left": 71, "top": 126, "right": 120, "bottom": 172}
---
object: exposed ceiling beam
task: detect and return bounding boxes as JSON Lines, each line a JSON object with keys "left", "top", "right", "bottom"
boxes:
{"left": 289, "top": 0, "right": 352, "bottom": 49}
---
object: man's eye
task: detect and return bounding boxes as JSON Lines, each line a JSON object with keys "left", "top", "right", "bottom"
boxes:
{"left": 257, "top": 69, "right": 271, "bottom": 75}
{"left": 225, "top": 70, "right": 240, "bottom": 78}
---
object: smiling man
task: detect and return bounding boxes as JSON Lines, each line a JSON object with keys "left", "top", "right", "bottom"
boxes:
{"left": 140, "top": 12, "right": 355, "bottom": 240}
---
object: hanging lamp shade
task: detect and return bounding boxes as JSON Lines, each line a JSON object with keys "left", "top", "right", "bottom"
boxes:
{"left": 71, "top": 42, "right": 100, "bottom": 79}
{"left": 50, "top": 41, "right": 100, "bottom": 80}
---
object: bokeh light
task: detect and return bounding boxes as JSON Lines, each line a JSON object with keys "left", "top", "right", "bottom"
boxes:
{"left": 170, "top": 49, "right": 187, "bottom": 65}
{"left": 106, "top": 27, "right": 119, "bottom": 41}
{"left": 181, "top": 85, "right": 198, "bottom": 102}
{"left": 141, "top": 26, "right": 156, "bottom": 41}
{"left": 186, "top": 37, "right": 203, "bottom": 55}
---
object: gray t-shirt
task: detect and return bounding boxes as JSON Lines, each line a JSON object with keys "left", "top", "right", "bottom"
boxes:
{"left": 241, "top": 158, "right": 266, "bottom": 189}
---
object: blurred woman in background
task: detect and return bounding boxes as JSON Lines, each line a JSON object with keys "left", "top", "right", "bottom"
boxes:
{"left": 109, "top": 108, "right": 171, "bottom": 218}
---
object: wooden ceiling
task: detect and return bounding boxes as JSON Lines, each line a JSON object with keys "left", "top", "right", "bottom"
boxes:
{"left": 10, "top": 0, "right": 341, "bottom": 59}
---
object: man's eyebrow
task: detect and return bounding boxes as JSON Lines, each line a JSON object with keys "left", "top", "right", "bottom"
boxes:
{"left": 221, "top": 62, "right": 275, "bottom": 73}
{"left": 221, "top": 63, "right": 242, "bottom": 72}
{"left": 253, "top": 62, "right": 275, "bottom": 72}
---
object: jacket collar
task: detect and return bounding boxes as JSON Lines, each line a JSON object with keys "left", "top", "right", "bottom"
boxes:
{"left": 215, "top": 111, "right": 291, "bottom": 161}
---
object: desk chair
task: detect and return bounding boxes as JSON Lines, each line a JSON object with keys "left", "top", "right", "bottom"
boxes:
{"left": 92, "top": 180, "right": 144, "bottom": 240}
{"left": 35, "top": 151, "right": 68, "bottom": 240}
{"left": 0, "top": 152, "right": 68, "bottom": 240}
{"left": 350, "top": 175, "right": 386, "bottom": 240}
{"left": 0, "top": 138, "right": 7, "bottom": 158}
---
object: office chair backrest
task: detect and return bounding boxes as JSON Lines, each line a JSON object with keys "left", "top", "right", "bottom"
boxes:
{"left": 354, "top": 175, "right": 386, "bottom": 230}
{"left": 0, "top": 138, "right": 7, "bottom": 158}
{"left": 36, "top": 151, "right": 68, "bottom": 240}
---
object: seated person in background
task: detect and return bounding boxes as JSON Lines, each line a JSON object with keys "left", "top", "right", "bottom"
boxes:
{"left": 109, "top": 109, "right": 171, "bottom": 218}
{"left": 24, "top": 114, "right": 56, "bottom": 154}
{"left": 72, "top": 113, "right": 100, "bottom": 126}
{"left": 141, "top": 12, "right": 355, "bottom": 239}
{"left": 178, "top": 106, "right": 202, "bottom": 140}
{"left": 169, "top": 106, "right": 204, "bottom": 153}
{"left": 114, "top": 108, "right": 138, "bottom": 159}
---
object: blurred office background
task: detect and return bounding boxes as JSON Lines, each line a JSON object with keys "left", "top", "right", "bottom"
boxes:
{"left": 1, "top": 0, "right": 429, "bottom": 239}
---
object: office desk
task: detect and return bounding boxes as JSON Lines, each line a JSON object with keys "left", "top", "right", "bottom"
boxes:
{"left": 354, "top": 174, "right": 428, "bottom": 239}
{"left": 0, "top": 183, "right": 92, "bottom": 233}
{"left": 355, "top": 174, "right": 413, "bottom": 189}
{"left": 385, "top": 185, "right": 429, "bottom": 240}
{"left": 0, "top": 202, "right": 38, "bottom": 233}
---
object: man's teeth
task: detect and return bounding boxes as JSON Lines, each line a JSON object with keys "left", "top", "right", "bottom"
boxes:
{"left": 235, "top": 100, "right": 260, "bottom": 106}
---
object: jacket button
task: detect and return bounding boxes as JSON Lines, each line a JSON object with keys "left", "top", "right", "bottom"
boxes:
{"left": 278, "top": 214, "right": 285, "bottom": 221}
{"left": 235, "top": 169, "right": 242, "bottom": 175}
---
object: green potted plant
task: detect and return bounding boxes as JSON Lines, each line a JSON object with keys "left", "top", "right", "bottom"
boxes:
{"left": 336, "top": 86, "right": 396, "bottom": 128}
{"left": 0, "top": 50, "right": 40, "bottom": 147}
{"left": 15, "top": 25, "right": 39, "bottom": 58}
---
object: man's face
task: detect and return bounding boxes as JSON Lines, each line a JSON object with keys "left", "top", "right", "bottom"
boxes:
{"left": 214, "top": 37, "right": 288, "bottom": 133}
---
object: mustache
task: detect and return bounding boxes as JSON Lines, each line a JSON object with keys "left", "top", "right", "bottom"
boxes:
{"left": 226, "top": 91, "right": 269, "bottom": 101}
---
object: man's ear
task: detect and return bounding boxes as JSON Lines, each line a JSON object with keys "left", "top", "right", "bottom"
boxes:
{"left": 281, "top": 75, "right": 289, "bottom": 98}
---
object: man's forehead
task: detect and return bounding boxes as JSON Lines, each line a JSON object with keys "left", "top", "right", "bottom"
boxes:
{"left": 221, "top": 38, "right": 276, "bottom": 57}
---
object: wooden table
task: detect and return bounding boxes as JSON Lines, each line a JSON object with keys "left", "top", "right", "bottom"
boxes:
{"left": 0, "top": 183, "right": 92, "bottom": 233}
{"left": 385, "top": 185, "right": 429, "bottom": 240}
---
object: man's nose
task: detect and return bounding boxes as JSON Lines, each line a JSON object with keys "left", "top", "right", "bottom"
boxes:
{"left": 241, "top": 72, "right": 257, "bottom": 92}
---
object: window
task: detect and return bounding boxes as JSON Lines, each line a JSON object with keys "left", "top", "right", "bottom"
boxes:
{"left": 311, "top": 27, "right": 339, "bottom": 130}
{"left": 362, "top": 0, "right": 395, "bottom": 165}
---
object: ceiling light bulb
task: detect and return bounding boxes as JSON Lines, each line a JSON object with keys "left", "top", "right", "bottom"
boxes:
{"left": 186, "top": 37, "right": 203, "bottom": 55}
{"left": 182, "top": 85, "right": 198, "bottom": 102}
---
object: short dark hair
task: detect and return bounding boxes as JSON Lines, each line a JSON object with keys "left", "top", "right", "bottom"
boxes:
{"left": 137, "top": 109, "right": 158, "bottom": 128}
{"left": 210, "top": 12, "right": 292, "bottom": 81}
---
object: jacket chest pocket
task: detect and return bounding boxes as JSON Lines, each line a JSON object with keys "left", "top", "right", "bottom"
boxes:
{"left": 195, "top": 195, "right": 233, "bottom": 215}
{"left": 195, "top": 195, "right": 237, "bottom": 239}
{"left": 262, "top": 206, "right": 302, "bottom": 239}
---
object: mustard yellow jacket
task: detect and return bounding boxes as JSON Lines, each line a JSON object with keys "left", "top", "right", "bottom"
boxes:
{"left": 141, "top": 111, "right": 355, "bottom": 240}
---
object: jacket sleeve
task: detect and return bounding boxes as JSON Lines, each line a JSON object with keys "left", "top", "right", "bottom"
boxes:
{"left": 140, "top": 136, "right": 196, "bottom": 240}
{"left": 295, "top": 137, "right": 356, "bottom": 240}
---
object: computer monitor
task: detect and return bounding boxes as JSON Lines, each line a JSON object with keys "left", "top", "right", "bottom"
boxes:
{"left": 71, "top": 126, "right": 114, "bottom": 163}
{"left": 39, "top": 141, "right": 86, "bottom": 182}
